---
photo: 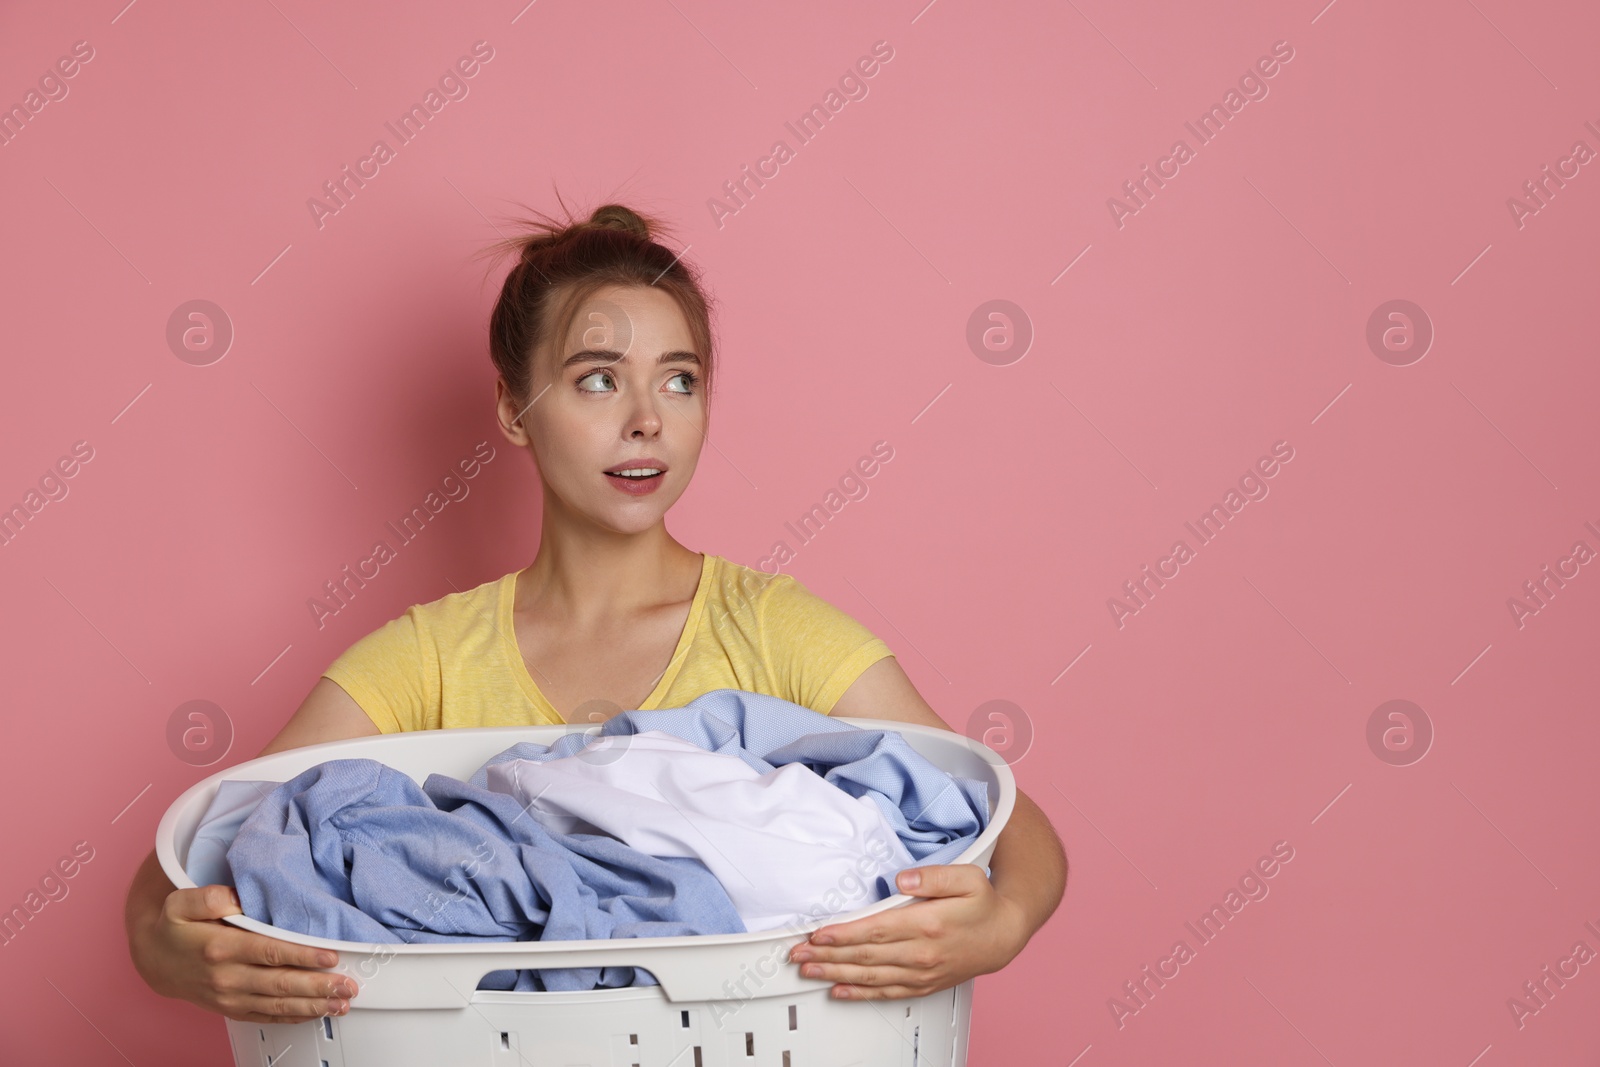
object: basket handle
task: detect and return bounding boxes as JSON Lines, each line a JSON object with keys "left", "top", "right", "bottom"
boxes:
{"left": 319, "top": 925, "right": 852, "bottom": 1009}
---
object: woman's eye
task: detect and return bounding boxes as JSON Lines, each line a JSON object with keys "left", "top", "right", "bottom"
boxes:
{"left": 576, "top": 369, "right": 697, "bottom": 394}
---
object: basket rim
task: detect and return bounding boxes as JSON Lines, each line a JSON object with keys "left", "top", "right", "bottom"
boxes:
{"left": 156, "top": 715, "right": 1017, "bottom": 958}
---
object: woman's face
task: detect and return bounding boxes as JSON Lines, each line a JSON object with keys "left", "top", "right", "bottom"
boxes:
{"left": 498, "top": 284, "right": 707, "bottom": 535}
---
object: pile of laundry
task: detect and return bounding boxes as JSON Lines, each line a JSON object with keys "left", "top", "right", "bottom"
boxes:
{"left": 186, "top": 689, "right": 992, "bottom": 992}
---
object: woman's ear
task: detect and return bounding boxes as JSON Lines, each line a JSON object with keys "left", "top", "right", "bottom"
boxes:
{"left": 494, "top": 377, "right": 532, "bottom": 447}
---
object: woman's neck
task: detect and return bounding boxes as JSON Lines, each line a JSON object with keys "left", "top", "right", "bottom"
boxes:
{"left": 517, "top": 526, "right": 702, "bottom": 628}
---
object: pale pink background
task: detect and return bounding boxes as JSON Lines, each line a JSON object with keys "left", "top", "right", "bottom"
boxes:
{"left": 2, "top": 0, "right": 1598, "bottom": 1063}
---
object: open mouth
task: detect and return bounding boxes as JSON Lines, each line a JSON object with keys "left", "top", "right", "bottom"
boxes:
{"left": 603, "top": 465, "right": 666, "bottom": 493}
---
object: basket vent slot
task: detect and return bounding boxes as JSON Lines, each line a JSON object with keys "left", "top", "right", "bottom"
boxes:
{"left": 788, "top": 1004, "right": 797, "bottom": 1030}
{"left": 322, "top": 1016, "right": 334, "bottom": 1040}
{"left": 745, "top": 1031, "right": 755, "bottom": 1055}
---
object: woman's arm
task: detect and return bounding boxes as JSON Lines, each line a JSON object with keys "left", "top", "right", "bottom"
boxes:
{"left": 792, "top": 656, "right": 1068, "bottom": 999}
{"left": 124, "top": 678, "right": 380, "bottom": 1023}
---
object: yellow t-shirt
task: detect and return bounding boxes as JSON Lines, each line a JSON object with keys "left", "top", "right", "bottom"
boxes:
{"left": 322, "top": 552, "right": 896, "bottom": 732}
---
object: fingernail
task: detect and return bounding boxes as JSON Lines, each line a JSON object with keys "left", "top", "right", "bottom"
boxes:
{"left": 833, "top": 986, "right": 852, "bottom": 998}
{"left": 791, "top": 950, "right": 812, "bottom": 963}
{"left": 899, "top": 870, "right": 921, "bottom": 890}
{"left": 326, "top": 1000, "right": 346, "bottom": 1015}
{"left": 316, "top": 952, "right": 337, "bottom": 967}
{"left": 811, "top": 933, "right": 833, "bottom": 945}
{"left": 803, "top": 965, "right": 823, "bottom": 978}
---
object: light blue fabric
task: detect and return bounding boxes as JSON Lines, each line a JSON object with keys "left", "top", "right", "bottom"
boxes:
{"left": 186, "top": 780, "right": 277, "bottom": 889}
{"left": 216, "top": 689, "right": 993, "bottom": 993}
{"left": 227, "top": 760, "right": 747, "bottom": 991}
{"left": 470, "top": 688, "right": 994, "bottom": 895}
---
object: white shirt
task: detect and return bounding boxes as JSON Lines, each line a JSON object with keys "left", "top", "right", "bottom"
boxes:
{"left": 485, "top": 730, "right": 916, "bottom": 932}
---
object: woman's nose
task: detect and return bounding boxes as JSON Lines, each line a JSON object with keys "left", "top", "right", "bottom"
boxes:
{"left": 625, "top": 398, "right": 662, "bottom": 437}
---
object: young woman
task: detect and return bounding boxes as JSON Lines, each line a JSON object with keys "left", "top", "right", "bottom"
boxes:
{"left": 124, "top": 202, "right": 1067, "bottom": 1025}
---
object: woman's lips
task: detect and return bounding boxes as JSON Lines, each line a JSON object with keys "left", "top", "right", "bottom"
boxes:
{"left": 604, "top": 470, "right": 665, "bottom": 495}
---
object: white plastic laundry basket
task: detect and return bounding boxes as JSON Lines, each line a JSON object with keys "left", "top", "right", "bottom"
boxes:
{"left": 155, "top": 717, "right": 1016, "bottom": 1067}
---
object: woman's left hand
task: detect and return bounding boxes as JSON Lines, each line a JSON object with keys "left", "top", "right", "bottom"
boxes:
{"left": 787, "top": 864, "right": 1028, "bottom": 1000}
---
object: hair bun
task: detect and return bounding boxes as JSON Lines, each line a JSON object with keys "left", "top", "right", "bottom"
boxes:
{"left": 587, "top": 203, "right": 651, "bottom": 240}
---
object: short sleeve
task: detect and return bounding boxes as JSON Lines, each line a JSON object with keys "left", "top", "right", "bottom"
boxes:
{"left": 321, "top": 609, "right": 438, "bottom": 733}
{"left": 757, "top": 574, "right": 895, "bottom": 714}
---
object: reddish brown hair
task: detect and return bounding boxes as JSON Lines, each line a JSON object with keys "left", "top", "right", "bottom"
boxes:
{"left": 476, "top": 197, "right": 717, "bottom": 410}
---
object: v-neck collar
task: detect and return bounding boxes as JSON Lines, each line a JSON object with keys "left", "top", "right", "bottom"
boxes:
{"left": 498, "top": 552, "right": 715, "bottom": 724}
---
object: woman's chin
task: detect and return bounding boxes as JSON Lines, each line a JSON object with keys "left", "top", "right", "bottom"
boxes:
{"left": 591, "top": 502, "right": 672, "bottom": 535}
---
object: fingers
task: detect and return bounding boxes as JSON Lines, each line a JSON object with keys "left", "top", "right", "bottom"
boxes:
{"left": 218, "top": 991, "right": 352, "bottom": 1024}
{"left": 239, "top": 932, "right": 341, "bottom": 973}
{"left": 166, "top": 884, "right": 243, "bottom": 922}
{"left": 829, "top": 980, "right": 929, "bottom": 1001}
{"left": 895, "top": 864, "right": 987, "bottom": 898}
{"left": 211, "top": 962, "right": 357, "bottom": 1022}
{"left": 799, "top": 958, "right": 931, "bottom": 987}
{"left": 801, "top": 900, "right": 948, "bottom": 954}
{"left": 195, "top": 926, "right": 342, "bottom": 974}
{"left": 802, "top": 908, "right": 926, "bottom": 951}
{"left": 244, "top": 958, "right": 356, "bottom": 1000}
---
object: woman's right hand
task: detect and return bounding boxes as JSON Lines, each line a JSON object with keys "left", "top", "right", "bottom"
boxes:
{"left": 126, "top": 679, "right": 381, "bottom": 1022}
{"left": 131, "top": 877, "right": 357, "bottom": 1024}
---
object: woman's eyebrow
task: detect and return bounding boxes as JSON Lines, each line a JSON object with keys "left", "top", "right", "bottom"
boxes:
{"left": 562, "top": 349, "right": 701, "bottom": 368}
